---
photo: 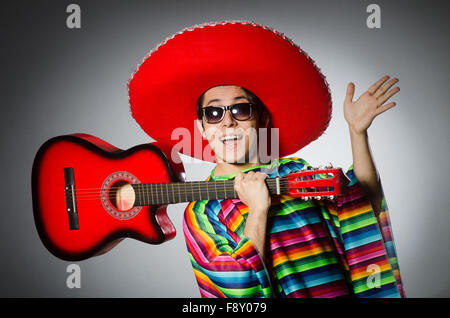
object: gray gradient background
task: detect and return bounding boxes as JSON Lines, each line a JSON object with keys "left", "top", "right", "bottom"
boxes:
{"left": 1, "top": 0, "right": 449, "bottom": 297}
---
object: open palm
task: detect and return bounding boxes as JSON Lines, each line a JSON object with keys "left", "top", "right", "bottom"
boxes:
{"left": 344, "top": 75, "right": 400, "bottom": 134}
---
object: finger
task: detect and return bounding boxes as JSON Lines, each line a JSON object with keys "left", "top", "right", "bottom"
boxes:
{"left": 255, "top": 172, "right": 269, "bottom": 183}
{"left": 259, "top": 172, "right": 269, "bottom": 179}
{"left": 234, "top": 172, "right": 243, "bottom": 189}
{"left": 368, "top": 75, "right": 390, "bottom": 95}
{"left": 378, "top": 86, "right": 400, "bottom": 105}
{"left": 375, "top": 102, "right": 396, "bottom": 116}
{"left": 374, "top": 78, "right": 399, "bottom": 98}
{"left": 345, "top": 82, "right": 355, "bottom": 104}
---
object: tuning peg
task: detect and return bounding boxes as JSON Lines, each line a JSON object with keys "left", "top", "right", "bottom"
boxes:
{"left": 325, "top": 162, "right": 334, "bottom": 169}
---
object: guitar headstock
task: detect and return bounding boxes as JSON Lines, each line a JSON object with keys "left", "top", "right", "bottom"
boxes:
{"left": 285, "top": 166, "right": 349, "bottom": 200}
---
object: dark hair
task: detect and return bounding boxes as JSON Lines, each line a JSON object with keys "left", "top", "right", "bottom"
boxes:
{"left": 196, "top": 86, "right": 269, "bottom": 124}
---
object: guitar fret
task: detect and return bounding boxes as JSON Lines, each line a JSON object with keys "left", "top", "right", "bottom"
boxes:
{"left": 144, "top": 184, "right": 148, "bottom": 205}
{"left": 133, "top": 184, "right": 139, "bottom": 206}
{"left": 202, "top": 182, "right": 207, "bottom": 201}
{"left": 156, "top": 183, "right": 160, "bottom": 205}
{"left": 163, "top": 183, "right": 167, "bottom": 204}
{"left": 167, "top": 183, "right": 171, "bottom": 203}
{"left": 142, "top": 184, "right": 145, "bottom": 204}
{"left": 214, "top": 181, "right": 219, "bottom": 200}
{"left": 150, "top": 184, "right": 155, "bottom": 203}
{"left": 158, "top": 183, "right": 161, "bottom": 204}
{"left": 223, "top": 182, "right": 228, "bottom": 199}
{"left": 134, "top": 184, "right": 139, "bottom": 205}
{"left": 136, "top": 184, "right": 141, "bottom": 205}
{"left": 165, "top": 183, "right": 168, "bottom": 204}
{"left": 148, "top": 184, "right": 152, "bottom": 204}
{"left": 171, "top": 183, "right": 175, "bottom": 204}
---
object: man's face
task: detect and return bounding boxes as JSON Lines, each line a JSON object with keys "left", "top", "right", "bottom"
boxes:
{"left": 197, "top": 85, "right": 263, "bottom": 164}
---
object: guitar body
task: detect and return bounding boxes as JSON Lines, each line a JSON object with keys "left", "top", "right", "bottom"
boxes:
{"left": 32, "top": 134, "right": 179, "bottom": 261}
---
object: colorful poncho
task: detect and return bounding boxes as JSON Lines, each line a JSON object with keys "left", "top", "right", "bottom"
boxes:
{"left": 183, "top": 158, "right": 405, "bottom": 298}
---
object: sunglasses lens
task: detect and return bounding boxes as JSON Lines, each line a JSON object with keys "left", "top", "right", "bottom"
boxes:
{"left": 203, "top": 103, "right": 253, "bottom": 123}
{"left": 204, "top": 107, "right": 224, "bottom": 123}
{"left": 230, "top": 103, "right": 252, "bottom": 121}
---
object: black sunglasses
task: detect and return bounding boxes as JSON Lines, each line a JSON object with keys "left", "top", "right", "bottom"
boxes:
{"left": 201, "top": 103, "right": 255, "bottom": 124}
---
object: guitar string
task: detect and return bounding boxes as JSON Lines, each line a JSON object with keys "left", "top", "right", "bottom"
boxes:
{"left": 69, "top": 191, "right": 331, "bottom": 202}
{"left": 67, "top": 177, "right": 333, "bottom": 201}
{"left": 68, "top": 174, "right": 332, "bottom": 193}
{"left": 64, "top": 170, "right": 335, "bottom": 203}
{"left": 68, "top": 184, "right": 325, "bottom": 198}
{"left": 70, "top": 193, "right": 333, "bottom": 204}
{"left": 65, "top": 170, "right": 334, "bottom": 192}
{"left": 72, "top": 180, "right": 292, "bottom": 192}
{"left": 68, "top": 177, "right": 288, "bottom": 192}
{"left": 69, "top": 184, "right": 333, "bottom": 202}
{"left": 69, "top": 184, "right": 297, "bottom": 200}
{"left": 68, "top": 178, "right": 318, "bottom": 195}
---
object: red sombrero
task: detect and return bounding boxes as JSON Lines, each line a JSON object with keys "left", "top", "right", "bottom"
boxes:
{"left": 128, "top": 20, "right": 332, "bottom": 163}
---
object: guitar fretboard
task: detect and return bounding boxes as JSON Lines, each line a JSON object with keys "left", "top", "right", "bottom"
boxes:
{"left": 131, "top": 178, "right": 285, "bottom": 206}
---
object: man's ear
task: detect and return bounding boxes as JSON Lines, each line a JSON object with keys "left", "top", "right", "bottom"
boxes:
{"left": 196, "top": 119, "right": 206, "bottom": 139}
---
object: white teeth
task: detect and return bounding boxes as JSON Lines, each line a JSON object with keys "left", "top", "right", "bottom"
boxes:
{"left": 220, "top": 135, "right": 242, "bottom": 142}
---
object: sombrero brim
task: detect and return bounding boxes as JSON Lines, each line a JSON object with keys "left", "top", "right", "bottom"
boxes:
{"left": 128, "top": 21, "right": 332, "bottom": 163}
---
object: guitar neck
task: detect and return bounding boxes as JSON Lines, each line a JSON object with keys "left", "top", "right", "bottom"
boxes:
{"left": 130, "top": 167, "right": 344, "bottom": 206}
{"left": 131, "top": 178, "right": 284, "bottom": 206}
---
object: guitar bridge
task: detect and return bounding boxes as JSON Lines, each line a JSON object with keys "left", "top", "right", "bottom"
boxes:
{"left": 64, "top": 167, "right": 79, "bottom": 230}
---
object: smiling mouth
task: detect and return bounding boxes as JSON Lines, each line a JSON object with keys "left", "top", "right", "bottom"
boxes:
{"left": 219, "top": 135, "right": 243, "bottom": 144}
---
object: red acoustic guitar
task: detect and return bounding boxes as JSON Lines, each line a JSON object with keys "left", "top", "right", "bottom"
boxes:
{"left": 32, "top": 134, "right": 348, "bottom": 261}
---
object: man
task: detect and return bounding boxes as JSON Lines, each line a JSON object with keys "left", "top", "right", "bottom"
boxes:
{"left": 128, "top": 21, "right": 405, "bottom": 297}
{"left": 195, "top": 77, "right": 398, "bottom": 256}
{"left": 183, "top": 81, "right": 403, "bottom": 298}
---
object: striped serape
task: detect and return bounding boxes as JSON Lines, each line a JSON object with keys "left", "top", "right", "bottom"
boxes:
{"left": 183, "top": 157, "right": 405, "bottom": 298}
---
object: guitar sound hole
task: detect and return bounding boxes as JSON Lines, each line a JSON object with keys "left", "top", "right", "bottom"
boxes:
{"left": 108, "top": 180, "right": 136, "bottom": 212}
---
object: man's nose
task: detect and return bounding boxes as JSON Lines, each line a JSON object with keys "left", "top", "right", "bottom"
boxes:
{"left": 221, "top": 109, "right": 237, "bottom": 127}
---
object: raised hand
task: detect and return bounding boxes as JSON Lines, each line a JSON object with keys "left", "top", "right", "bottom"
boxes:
{"left": 344, "top": 75, "right": 400, "bottom": 134}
